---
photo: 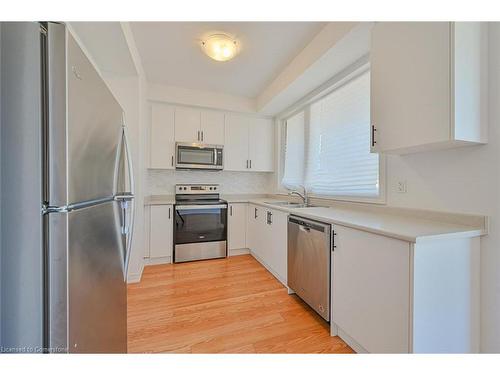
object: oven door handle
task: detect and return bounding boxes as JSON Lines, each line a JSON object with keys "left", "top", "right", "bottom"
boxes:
{"left": 175, "top": 204, "right": 227, "bottom": 210}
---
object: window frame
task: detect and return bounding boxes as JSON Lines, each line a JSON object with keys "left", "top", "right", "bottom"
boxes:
{"left": 276, "top": 60, "right": 386, "bottom": 205}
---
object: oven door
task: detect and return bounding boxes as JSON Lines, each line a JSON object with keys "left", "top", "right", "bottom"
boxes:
{"left": 174, "top": 204, "right": 227, "bottom": 262}
{"left": 176, "top": 143, "right": 223, "bottom": 170}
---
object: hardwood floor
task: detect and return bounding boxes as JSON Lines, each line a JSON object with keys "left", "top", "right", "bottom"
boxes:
{"left": 127, "top": 254, "right": 353, "bottom": 353}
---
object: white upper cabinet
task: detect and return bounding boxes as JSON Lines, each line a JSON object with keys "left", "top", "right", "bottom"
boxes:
{"left": 174, "top": 106, "right": 201, "bottom": 143}
{"left": 174, "top": 107, "right": 225, "bottom": 144}
{"left": 224, "top": 114, "right": 274, "bottom": 172}
{"left": 370, "top": 22, "right": 488, "bottom": 154}
{"left": 149, "top": 103, "right": 273, "bottom": 171}
{"left": 248, "top": 118, "right": 274, "bottom": 172}
{"left": 150, "top": 103, "right": 175, "bottom": 169}
{"left": 224, "top": 113, "right": 250, "bottom": 171}
{"left": 200, "top": 110, "right": 225, "bottom": 145}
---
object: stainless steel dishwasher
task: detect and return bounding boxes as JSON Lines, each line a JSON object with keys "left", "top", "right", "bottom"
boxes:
{"left": 288, "top": 215, "right": 331, "bottom": 321}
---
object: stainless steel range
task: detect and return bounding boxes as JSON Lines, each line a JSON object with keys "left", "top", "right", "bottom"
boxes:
{"left": 174, "top": 184, "right": 228, "bottom": 263}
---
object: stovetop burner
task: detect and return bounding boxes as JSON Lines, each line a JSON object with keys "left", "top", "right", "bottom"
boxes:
{"left": 175, "top": 184, "right": 225, "bottom": 206}
{"left": 175, "top": 198, "right": 227, "bottom": 206}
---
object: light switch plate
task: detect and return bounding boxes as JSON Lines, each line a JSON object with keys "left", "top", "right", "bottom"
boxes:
{"left": 397, "top": 181, "right": 407, "bottom": 193}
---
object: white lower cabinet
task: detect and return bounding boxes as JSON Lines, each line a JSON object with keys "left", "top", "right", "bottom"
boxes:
{"left": 332, "top": 224, "right": 480, "bottom": 353}
{"left": 149, "top": 205, "right": 173, "bottom": 260}
{"left": 247, "top": 204, "right": 264, "bottom": 259}
{"left": 246, "top": 204, "right": 287, "bottom": 285}
{"left": 266, "top": 209, "right": 287, "bottom": 284}
{"left": 332, "top": 225, "right": 410, "bottom": 353}
{"left": 228, "top": 203, "right": 247, "bottom": 251}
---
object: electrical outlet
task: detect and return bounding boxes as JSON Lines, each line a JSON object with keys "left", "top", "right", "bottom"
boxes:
{"left": 397, "top": 181, "right": 407, "bottom": 193}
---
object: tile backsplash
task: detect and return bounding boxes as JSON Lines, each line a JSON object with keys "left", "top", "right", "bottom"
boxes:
{"left": 147, "top": 169, "right": 275, "bottom": 195}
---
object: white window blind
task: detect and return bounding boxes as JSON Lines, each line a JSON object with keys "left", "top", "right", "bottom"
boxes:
{"left": 281, "top": 111, "right": 305, "bottom": 190}
{"left": 282, "top": 70, "right": 380, "bottom": 198}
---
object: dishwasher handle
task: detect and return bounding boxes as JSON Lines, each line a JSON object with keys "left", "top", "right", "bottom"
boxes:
{"left": 289, "top": 216, "right": 329, "bottom": 233}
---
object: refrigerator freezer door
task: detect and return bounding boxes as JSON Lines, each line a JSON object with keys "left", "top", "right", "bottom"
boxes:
{"left": 68, "top": 201, "right": 127, "bottom": 353}
{"left": 65, "top": 31, "right": 124, "bottom": 204}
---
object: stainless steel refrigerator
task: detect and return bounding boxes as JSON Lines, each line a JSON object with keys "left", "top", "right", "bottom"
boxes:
{"left": 0, "top": 22, "right": 134, "bottom": 353}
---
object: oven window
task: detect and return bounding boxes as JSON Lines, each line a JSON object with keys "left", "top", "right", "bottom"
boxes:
{"left": 175, "top": 206, "right": 227, "bottom": 244}
{"left": 178, "top": 146, "right": 215, "bottom": 165}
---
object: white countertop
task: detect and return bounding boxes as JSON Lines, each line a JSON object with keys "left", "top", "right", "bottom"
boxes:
{"left": 144, "top": 194, "right": 270, "bottom": 205}
{"left": 145, "top": 194, "right": 487, "bottom": 243}
{"left": 249, "top": 198, "right": 486, "bottom": 243}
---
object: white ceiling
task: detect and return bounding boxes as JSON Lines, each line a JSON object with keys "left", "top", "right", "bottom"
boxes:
{"left": 130, "top": 22, "right": 326, "bottom": 98}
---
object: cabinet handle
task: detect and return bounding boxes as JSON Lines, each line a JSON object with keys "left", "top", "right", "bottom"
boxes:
{"left": 171, "top": 155, "right": 174, "bottom": 167}
{"left": 246, "top": 160, "right": 249, "bottom": 169}
{"left": 168, "top": 207, "right": 171, "bottom": 219}
{"left": 197, "top": 130, "right": 200, "bottom": 141}
{"left": 249, "top": 160, "right": 252, "bottom": 169}
{"left": 254, "top": 207, "right": 258, "bottom": 219}
{"left": 266, "top": 211, "right": 272, "bottom": 225}
{"left": 332, "top": 231, "right": 337, "bottom": 252}
{"left": 230, "top": 205, "right": 233, "bottom": 216}
{"left": 201, "top": 131, "right": 204, "bottom": 142}
{"left": 371, "top": 125, "right": 377, "bottom": 147}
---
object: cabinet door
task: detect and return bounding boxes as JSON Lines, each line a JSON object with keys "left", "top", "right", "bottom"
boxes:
{"left": 228, "top": 203, "right": 247, "bottom": 250}
{"left": 268, "top": 209, "right": 288, "bottom": 283}
{"left": 260, "top": 209, "right": 273, "bottom": 267}
{"left": 175, "top": 106, "right": 201, "bottom": 143}
{"left": 149, "top": 205, "right": 173, "bottom": 258}
{"left": 247, "top": 204, "right": 265, "bottom": 259}
{"left": 224, "top": 114, "right": 249, "bottom": 171}
{"left": 201, "top": 110, "right": 225, "bottom": 145}
{"left": 371, "top": 22, "right": 451, "bottom": 153}
{"left": 248, "top": 118, "right": 274, "bottom": 172}
{"left": 150, "top": 104, "right": 175, "bottom": 169}
{"left": 332, "top": 225, "right": 410, "bottom": 353}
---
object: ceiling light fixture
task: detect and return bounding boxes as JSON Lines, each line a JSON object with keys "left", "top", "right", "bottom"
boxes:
{"left": 201, "top": 33, "right": 239, "bottom": 62}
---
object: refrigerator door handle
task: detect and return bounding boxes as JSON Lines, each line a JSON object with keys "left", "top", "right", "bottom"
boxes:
{"left": 121, "top": 124, "right": 135, "bottom": 281}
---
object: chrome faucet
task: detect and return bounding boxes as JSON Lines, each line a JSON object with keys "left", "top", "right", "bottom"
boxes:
{"left": 288, "top": 186, "right": 309, "bottom": 206}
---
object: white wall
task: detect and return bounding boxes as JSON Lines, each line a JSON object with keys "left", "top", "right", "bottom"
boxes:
{"left": 148, "top": 83, "right": 256, "bottom": 114}
{"left": 385, "top": 22, "right": 500, "bottom": 353}
{"left": 148, "top": 170, "right": 273, "bottom": 195}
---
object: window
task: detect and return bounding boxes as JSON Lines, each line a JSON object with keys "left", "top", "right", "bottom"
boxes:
{"left": 281, "top": 111, "right": 305, "bottom": 190}
{"left": 281, "top": 70, "right": 381, "bottom": 199}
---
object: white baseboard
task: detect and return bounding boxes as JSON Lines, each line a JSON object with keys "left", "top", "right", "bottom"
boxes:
{"left": 228, "top": 248, "right": 250, "bottom": 256}
{"left": 336, "top": 327, "right": 368, "bottom": 353}
{"left": 127, "top": 262, "right": 145, "bottom": 284}
{"left": 249, "top": 251, "right": 287, "bottom": 287}
{"left": 127, "top": 272, "right": 142, "bottom": 284}
{"left": 143, "top": 256, "right": 172, "bottom": 266}
{"left": 330, "top": 322, "right": 339, "bottom": 337}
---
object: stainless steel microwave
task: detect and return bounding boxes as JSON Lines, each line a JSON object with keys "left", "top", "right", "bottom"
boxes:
{"left": 175, "top": 142, "right": 224, "bottom": 171}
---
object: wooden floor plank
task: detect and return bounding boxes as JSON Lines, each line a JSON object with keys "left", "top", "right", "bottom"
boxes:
{"left": 127, "top": 254, "right": 354, "bottom": 354}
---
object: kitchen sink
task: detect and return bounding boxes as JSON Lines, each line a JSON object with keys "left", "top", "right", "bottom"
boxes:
{"left": 264, "top": 201, "right": 302, "bottom": 207}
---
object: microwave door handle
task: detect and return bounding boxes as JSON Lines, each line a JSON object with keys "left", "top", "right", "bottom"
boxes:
{"left": 214, "top": 148, "right": 218, "bottom": 166}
